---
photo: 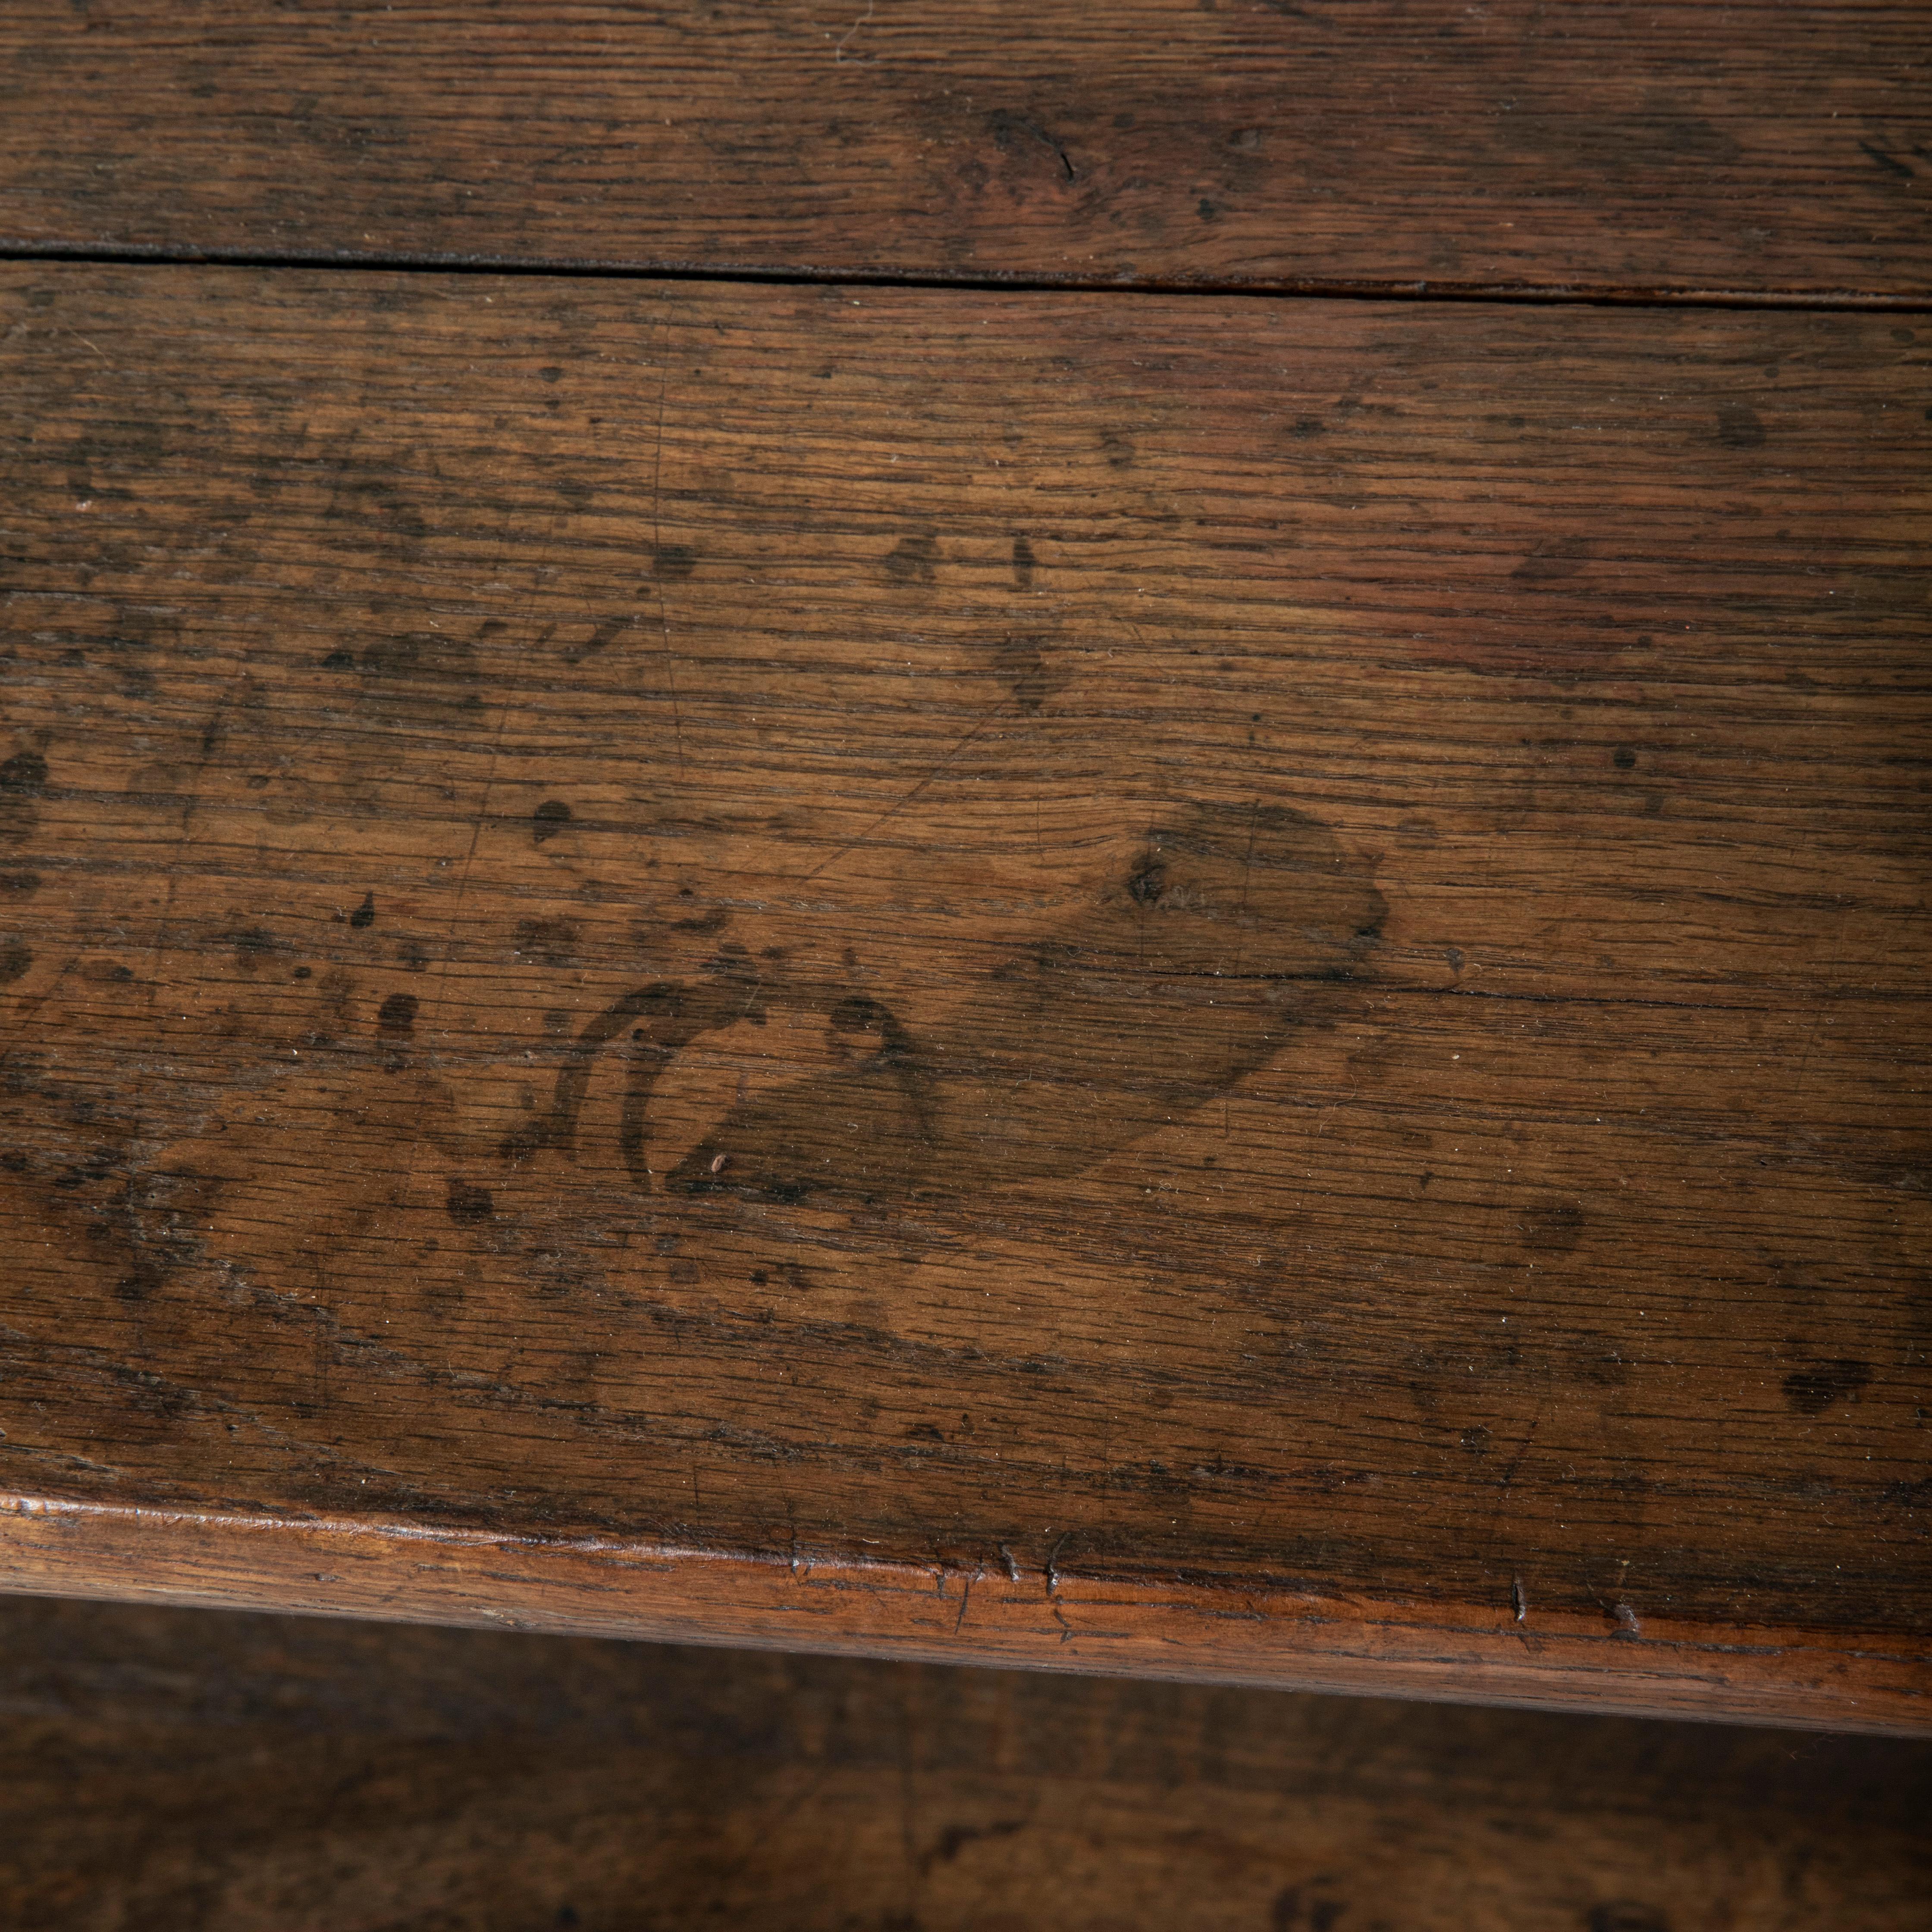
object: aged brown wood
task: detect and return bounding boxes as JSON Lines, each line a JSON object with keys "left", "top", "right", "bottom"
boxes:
{"left": 0, "top": 265, "right": 1927, "bottom": 1728}
{"left": 5, "top": 1493, "right": 1929, "bottom": 1734}
{"left": 4, "top": 1594, "right": 1930, "bottom": 1931}
{"left": 2, "top": 1, "right": 1929, "bottom": 302}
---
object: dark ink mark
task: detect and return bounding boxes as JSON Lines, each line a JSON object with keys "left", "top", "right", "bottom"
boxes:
{"left": 667, "top": 985, "right": 932, "bottom": 1206}
{"left": 1011, "top": 536, "right": 1036, "bottom": 590}
{"left": 229, "top": 927, "right": 283, "bottom": 970}
{"left": 0, "top": 942, "right": 31, "bottom": 985}
{"left": 881, "top": 535, "right": 940, "bottom": 585}
{"left": 532, "top": 800, "right": 574, "bottom": 844}
{"left": 1512, "top": 536, "right": 1591, "bottom": 582}
{"left": 1613, "top": 746, "right": 1637, "bottom": 770}
{"left": 1857, "top": 140, "right": 1915, "bottom": 179}
{"left": 321, "top": 649, "right": 355, "bottom": 671}
{"left": 509, "top": 806, "right": 1383, "bottom": 1211}
{"left": 539, "top": 366, "right": 563, "bottom": 383}
{"left": 1571, "top": 1339, "right": 1628, "bottom": 1387}
{"left": 292, "top": 966, "right": 312, "bottom": 980}
{"left": 0, "top": 873, "right": 41, "bottom": 895}
{"left": 924, "top": 1819, "right": 1025, "bottom": 1871}
{"left": 1716, "top": 404, "right": 1766, "bottom": 449}
{"left": 662, "top": 804, "right": 1381, "bottom": 1209}
{"left": 1100, "top": 430, "right": 1135, "bottom": 469}
{"left": 513, "top": 918, "right": 581, "bottom": 967}
{"left": 348, "top": 891, "right": 376, "bottom": 930}
{"left": 377, "top": 993, "right": 418, "bottom": 1038}
{"left": 1587, "top": 1904, "right": 1671, "bottom": 1932}
{"left": 348, "top": 632, "right": 485, "bottom": 727}
{"left": 400, "top": 940, "right": 430, "bottom": 972}
{"left": 1521, "top": 1197, "right": 1585, "bottom": 1254}
{"left": 982, "top": 634, "right": 1065, "bottom": 714}
{"left": 1273, "top": 1882, "right": 1349, "bottom": 1932}
{"left": 115, "top": 1257, "right": 167, "bottom": 1304}
{"left": 1459, "top": 1425, "right": 1491, "bottom": 1455}
{"left": 502, "top": 981, "right": 772, "bottom": 1187}
{"left": 986, "top": 109, "right": 1076, "bottom": 179}
{"left": 1783, "top": 1358, "right": 1871, "bottom": 1416}
{"left": 1198, "top": 196, "right": 1220, "bottom": 219}
{"left": 1289, "top": 418, "right": 1325, "bottom": 439}
{"left": 672, "top": 907, "right": 728, "bottom": 935}
{"left": 445, "top": 1180, "right": 494, "bottom": 1226}
{"left": 0, "top": 752, "right": 47, "bottom": 845}
{"left": 556, "top": 616, "right": 637, "bottom": 665}
{"left": 651, "top": 543, "right": 696, "bottom": 581}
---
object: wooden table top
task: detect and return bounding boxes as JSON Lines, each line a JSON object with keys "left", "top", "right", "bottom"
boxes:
{"left": 3, "top": 0, "right": 1927, "bottom": 302}
{"left": 0, "top": 5, "right": 1926, "bottom": 1735}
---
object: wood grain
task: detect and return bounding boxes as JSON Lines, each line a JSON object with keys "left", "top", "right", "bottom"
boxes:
{"left": 4, "top": 1494, "right": 1929, "bottom": 1735}
{"left": 5, "top": 1595, "right": 1930, "bottom": 1932}
{"left": 0, "top": 265, "right": 1927, "bottom": 1726}
{"left": 2, "top": 1, "right": 1929, "bottom": 301}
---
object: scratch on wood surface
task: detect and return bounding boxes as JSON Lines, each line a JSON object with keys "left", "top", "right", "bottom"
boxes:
{"left": 798, "top": 699, "right": 1006, "bottom": 882}
{"left": 832, "top": 0, "right": 874, "bottom": 63}
{"left": 1044, "top": 1534, "right": 1068, "bottom": 1596}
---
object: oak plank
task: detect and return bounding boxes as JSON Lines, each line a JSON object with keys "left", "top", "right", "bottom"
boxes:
{"left": 1, "top": 1, "right": 1929, "bottom": 300}
{"left": 0, "top": 265, "right": 1927, "bottom": 1726}
{"left": 4, "top": 1595, "right": 1931, "bottom": 1931}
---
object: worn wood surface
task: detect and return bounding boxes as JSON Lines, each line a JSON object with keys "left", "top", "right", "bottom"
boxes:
{"left": 0, "top": 265, "right": 1927, "bottom": 1726}
{"left": 4, "top": 1594, "right": 1930, "bottom": 1932}
{"left": 3, "top": 1, "right": 1929, "bottom": 301}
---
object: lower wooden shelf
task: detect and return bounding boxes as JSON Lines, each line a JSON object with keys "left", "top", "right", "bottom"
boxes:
{"left": 1, "top": 1592, "right": 1927, "bottom": 1932}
